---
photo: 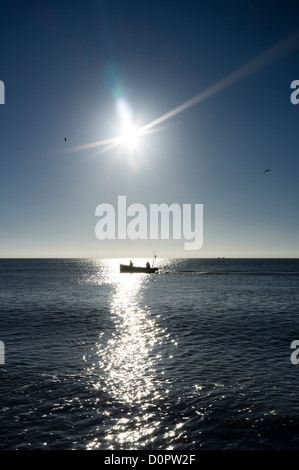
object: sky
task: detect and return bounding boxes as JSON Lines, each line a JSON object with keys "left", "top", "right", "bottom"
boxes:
{"left": 0, "top": 0, "right": 299, "bottom": 259}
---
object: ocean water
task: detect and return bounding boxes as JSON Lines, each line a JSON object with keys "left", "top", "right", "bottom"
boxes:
{"left": 0, "top": 257, "right": 299, "bottom": 450}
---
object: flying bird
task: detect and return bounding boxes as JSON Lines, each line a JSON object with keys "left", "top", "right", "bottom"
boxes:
{"left": 64, "top": 137, "right": 67, "bottom": 141}
{"left": 264, "top": 169, "right": 271, "bottom": 173}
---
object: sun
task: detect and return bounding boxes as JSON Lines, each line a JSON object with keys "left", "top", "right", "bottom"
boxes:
{"left": 120, "top": 123, "right": 140, "bottom": 148}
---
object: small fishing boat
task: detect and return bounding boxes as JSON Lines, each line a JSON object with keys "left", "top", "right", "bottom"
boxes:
{"left": 120, "top": 263, "right": 158, "bottom": 274}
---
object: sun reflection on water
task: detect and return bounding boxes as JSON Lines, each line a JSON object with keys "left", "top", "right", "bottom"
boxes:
{"left": 86, "top": 260, "right": 167, "bottom": 449}
{"left": 101, "top": 272, "right": 160, "bottom": 405}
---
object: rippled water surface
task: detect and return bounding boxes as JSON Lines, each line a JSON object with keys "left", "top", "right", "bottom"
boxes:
{"left": 1, "top": 258, "right": 299, "bottom": 450}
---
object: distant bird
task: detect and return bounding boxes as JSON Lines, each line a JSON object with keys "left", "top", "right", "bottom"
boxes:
{"left": 264, "top": 169, "right": 271, "bottom": 173}
{"left": 64, "top": 137, "right": 67, "bottom": 142}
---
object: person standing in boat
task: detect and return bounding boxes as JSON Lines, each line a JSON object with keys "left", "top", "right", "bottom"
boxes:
{"left": 146, "top": 262, "right": 150, "bottom": 269}
{"left": 130, "top": 260, "right": 133, "bottom": 266}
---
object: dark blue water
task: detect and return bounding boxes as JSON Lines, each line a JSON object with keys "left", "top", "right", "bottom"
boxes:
{"left": 1, "top": 258, "right": 299, "bottom": 450}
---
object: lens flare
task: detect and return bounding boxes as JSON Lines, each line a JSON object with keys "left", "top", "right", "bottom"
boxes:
{"left": 66, "top": 31, "right": 299, "bottom": 157}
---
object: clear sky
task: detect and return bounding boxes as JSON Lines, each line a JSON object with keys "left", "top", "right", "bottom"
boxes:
{"left": 0, "top": 0, "right": 299, "bottom": 258}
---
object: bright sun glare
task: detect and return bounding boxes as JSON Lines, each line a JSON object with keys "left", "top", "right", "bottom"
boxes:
{"left": 120, "top": 124, "right": 140, "bottom": 148}
{"left": 68, "top": 32, "right": 299, "bottom": 158}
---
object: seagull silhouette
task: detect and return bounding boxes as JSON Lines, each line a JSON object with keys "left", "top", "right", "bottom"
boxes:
{"left": 264, "top": 169, "right": 271, "bottom": 173}
{"left": 64, "top": 137, "right": 67, "bottom": 141}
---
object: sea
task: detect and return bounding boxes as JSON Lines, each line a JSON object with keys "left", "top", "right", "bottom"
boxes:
{"left": 1, "top": 257, "right": 299, "bottom": 452}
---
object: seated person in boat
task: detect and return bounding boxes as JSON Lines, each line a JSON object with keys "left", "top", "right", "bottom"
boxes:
{"left": 130, "top": 260, "right": 133, "bottom": 266}
{"left": 146, "top": 262, "right": 150, "bottom": 269}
